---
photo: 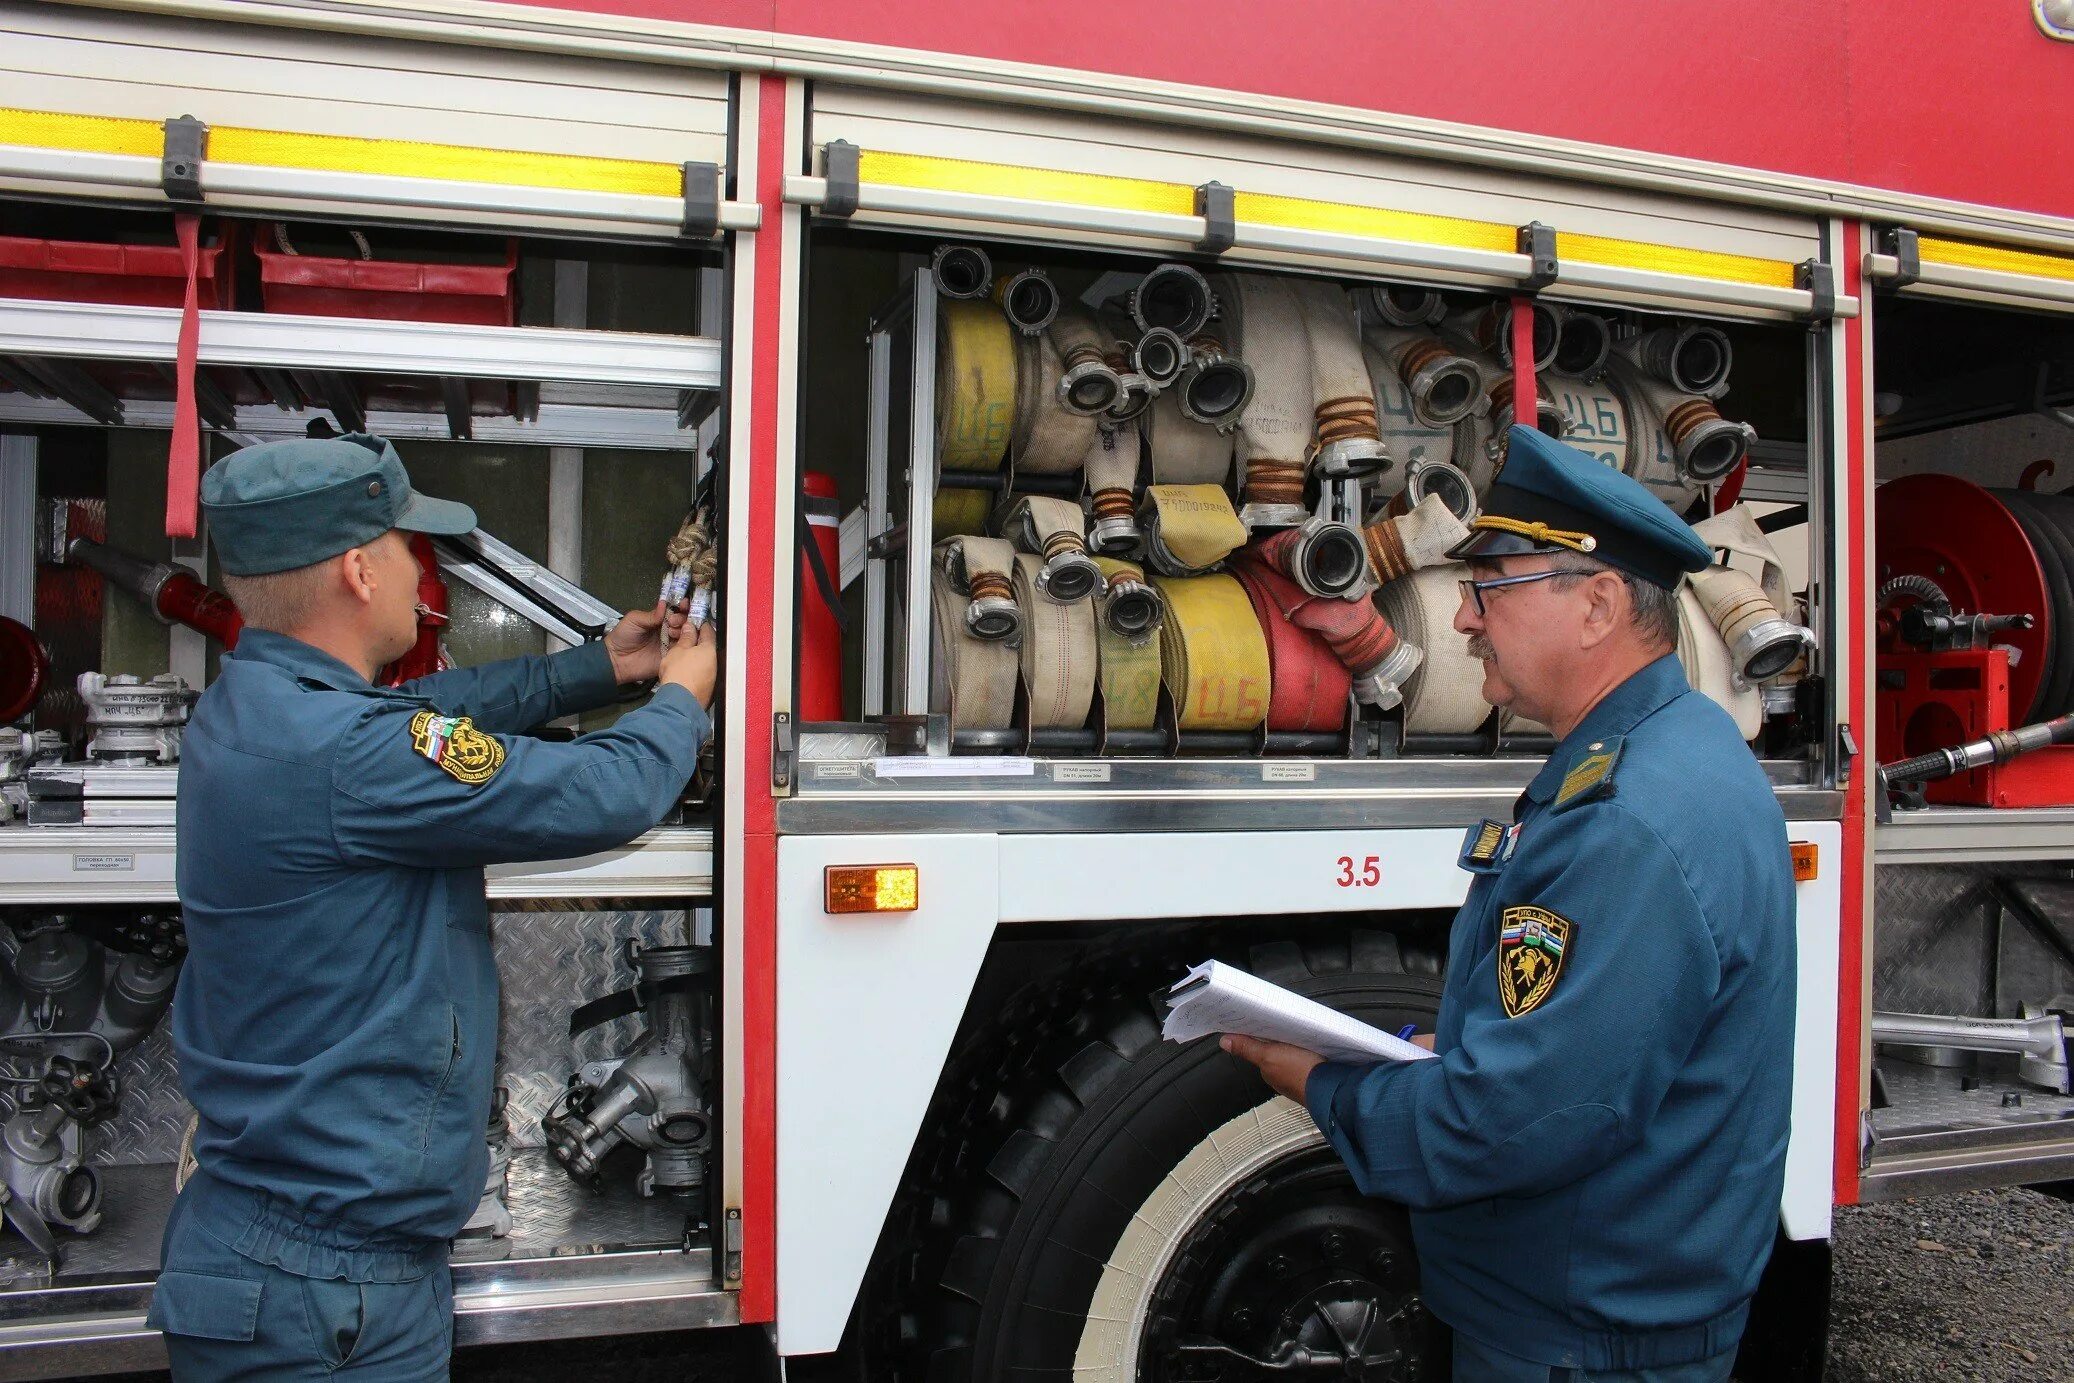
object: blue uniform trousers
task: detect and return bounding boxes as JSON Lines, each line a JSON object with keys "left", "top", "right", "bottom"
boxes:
{"left": 1453, "top": 1330, "right": 1735, "bottom": 1383}
{"left": 148, "top": 1183, "right": 453, "bottom": 1381}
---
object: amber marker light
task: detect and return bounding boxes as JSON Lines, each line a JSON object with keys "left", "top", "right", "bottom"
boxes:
{"left": 1790, "top": 843, "right": 1819, "bottom": 883}
{"left": 824, "top": 864, "right": 920, "bottom": 914}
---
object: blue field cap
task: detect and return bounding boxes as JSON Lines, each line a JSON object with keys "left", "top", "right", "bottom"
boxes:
{"left": 202, "top": 434, "right": 477, "bottom": 576}
{"left": 1448, "top": 425, "right": 1713, "bottom": 589}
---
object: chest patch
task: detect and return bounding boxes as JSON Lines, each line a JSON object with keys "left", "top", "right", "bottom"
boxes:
{"left": 1497, "top": 905, "right": 1572, "bottom": 1018}
{"left": 409, "top": 711, "right": 505, "bottom": 785}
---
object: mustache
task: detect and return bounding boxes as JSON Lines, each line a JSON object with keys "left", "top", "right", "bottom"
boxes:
{"left": 1466, "top": 634, "right": 1496, "bottom": 661}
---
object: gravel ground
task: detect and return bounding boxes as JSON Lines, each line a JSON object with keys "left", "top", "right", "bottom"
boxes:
{"left": 100, "top": 1187, "right": 2074, "bottom": 1381}
{"left": 1828, "top": 1187, "right": 2074, "bottom": 1382}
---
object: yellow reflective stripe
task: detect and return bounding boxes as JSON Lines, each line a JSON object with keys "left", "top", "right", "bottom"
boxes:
{"left": 1918, "top": 235, "right": 2074, "bottom": 284}
{"left": 207, "top": 127, "right": 680, "bottom": 198}
{"left": 855, "top": 149, "right": 1197, "bottom": 216}
{"left": 1233, "top": 190, "right": 1515, "bottom": 254}
{"left": 0, "top": 106, "right": 161, "bottom": 157}
{"left": 1559, "top": 231, "right": 1797, "bottom": 289}
{"left": 0, "top": 104, "right": 682, "bottom": 197}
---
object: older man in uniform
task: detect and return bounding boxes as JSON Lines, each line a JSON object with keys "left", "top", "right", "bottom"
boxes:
{"left": 145, "top": 433, "right": 716, "bottom": 1379}
{"left": 1226, "top": 425, "right": 1796, "bottom": 1382}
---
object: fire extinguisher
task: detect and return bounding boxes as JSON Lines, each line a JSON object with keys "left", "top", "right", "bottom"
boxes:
{"left": 798, "top": 471, "right": 845, "bottom": 723}
{"left": 379, "top": 533, "right": 449, "bottom": 686}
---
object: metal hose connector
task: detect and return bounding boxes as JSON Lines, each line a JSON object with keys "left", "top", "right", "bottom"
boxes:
{"left": 931, "top": 244, "right": 994, "bottom": 300}
{"left": 1289, "top": 514, "right": 1372, "bottom": 599}
{"left": 1133, "top": 327, "right": 1190, "bottom": 392}
{"left": 1348, "top": 630, "right": 1425, "bottom": 710}
{"left": 1384, "top": 334, "right": 1485, "bottom": 427}
{"left": 1129, "top": 263, "right": 1217, "bottom": 338}
{"left": 1551, "top": 307, "right": 1614, "bottom": 380}
{"left": 1450, "top": 300, "right": 1559, "bottom": 372}
{"left": 992, "top": 266, "right": 1061, "bottom": 335}
{"left": 1101, "top": 571, "right": 1165, "bottom": 643}
{"left": 1036, "top": 529, "right": 1105, "bottom": 603}
{"left": 1622, "top": 323, "right": 1734, "bottom": 398}
{"left": 1486, "top": 375, "right": 1567, "bottom": 438}
{"left": 1179, "top": 334, "right": 1255, "bottom": 431}
{"left": 1662, "top": 398, "right": 1755, "bottom": 482}
{"left": 1239, "top": 460, "right": 1309, "bottom": 531}
{"left": 1389, "top": 457, "right": 1479, "bottom": 521}
{"left": 1312, "top": 395, "right": 1389, "bottom": 479}
{"left": 939, "top": 540, "right": 1024, "bottom": 644}
{"left": 1050, "top": 312, "right": 1127, "bottom": 417}
{"left": 1689, "top": 565, "right": 1815, "bottom": 688}
{"left": 1089, "top": 486, "right": 1142, "bottom": 554}
{"left": 1367, "top": 284, "right": 1448, "bottom": 328}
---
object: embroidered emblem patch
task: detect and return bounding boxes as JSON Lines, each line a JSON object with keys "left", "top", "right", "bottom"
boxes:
{"left": 408, "top": 711, "right": 505, "bottom": 785}
{"left": 1497, "top": 905, "right": 1572, "bottom": 1018}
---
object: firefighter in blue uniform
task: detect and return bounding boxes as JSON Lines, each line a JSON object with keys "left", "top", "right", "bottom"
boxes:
{"left": 1226, "top": 425, "right": 1797, "bottom": 1382}
{"left": 147, "top": 434, "right": 716, "bottom": 1379}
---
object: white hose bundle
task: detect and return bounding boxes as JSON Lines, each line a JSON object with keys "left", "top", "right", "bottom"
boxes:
{"left": 1013, "top": 331, "right": 1100, "bottom": 476}
{"left": 1145, "top": 385, "right": 1236, "bottom": 486}
{"left": 1375, "top": 564, "right": 1493, "bottom": 734}
{"left": 1675, "top": 584, "right": 1762, "bottom": 741}
{"left": 994, "top": 494, "right": 1104, "bottom": 604}
{"left": 1224, "top": 273, "right": 1314, "bottom": 529}
{"left": 1363, "top": 493, "right": 1471, "bottom": 586}
{"left": 1295, "top": 281, "right": 1386, "bottom": 479}
{"left": 1084, "top": 423, "right": 1144, "bottom": 554}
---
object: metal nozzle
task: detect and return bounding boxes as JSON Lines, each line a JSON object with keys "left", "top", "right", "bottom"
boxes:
{"left": 1290, "top": 517, "right": 1371, "bottom": 599}
{"left": 1059, "top": 360, "right": 1127, "bottom": 417}
{"left": 1367, "top": 285, "right": 1448, "bottom": 328}
{"left": 1130, "top": 263, "right": 1216, "bottom": 338}
{"left": 1552, "top": 309, "right": 1613, "bottom": 380}
{"left": 1179, "top": 352, "right": 1255, "bottom": 431}
{"left": 931, "top": 244, "right": 994, "bottom": 300}
{"left": 993, "top": 267, "right": 1060, "bottom": 334}
{"left": 1133, "top": 328, "right": 1189, "bottom": 392}
{"left": 1391, "top": 339, "right": 1484, "bottom": 426}
{"left": 1102, "top": 580, "right": 1165, "bottom": 643}
{"left": 1037, "top": 551, "right": 1105, "bottom": 604}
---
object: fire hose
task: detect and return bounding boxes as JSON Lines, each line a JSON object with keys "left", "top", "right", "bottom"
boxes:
{"left": 930, "top": 537, "right": 1021, "bottom": 732}
{"left": 1364, "top": 493, "right": 1471, "bottom": 587}
{"left": 1245, "top": 531, "right": 1423, "bottom": 707}
{"left": 1228, "top": 556, "right": 1353, "bottom": 731}
{"left": 1013, "top": 552, "right": 1098, "bottom": 730}
{"left": 1153, "top": 573, "right": 1272, "bottom": 731}
{"left": 1049, "top": 309, "right": 1128, "bottom": 419}
{"left": 1083, "top": 425, "right": 1143, "bottom": 554}
{"left": 938, "top": 298, "right": 1018, "bottom": 470}
{"left": 1138, "top": 484, "right": 1249, "bottom": 577}
{"left": 1296, "top": 280, "right": 1387, "bottom": 480}
{"left": 995, "top": 494, "right": 1103, "bottom": 604}
{"left": 1092, "top": 556, "right": 1164, "bottom": 731}
{"left": 991, "top": 264, "right": 1060, "bottom": 335}
{"left": 1225, "top": 274, "right": 1314, "bottom": 529}
{"left": 1880, "top": 713, "right": 2074, "bottom": 789}
{"left": 1378, "top": 565, "right": 1495, "bottom": 734}
{"left": 1012, "top": 330, "right": 1099, "bottom": 477}
{"left": 1146, "top": 386, "right": 1236, "bottom": 486}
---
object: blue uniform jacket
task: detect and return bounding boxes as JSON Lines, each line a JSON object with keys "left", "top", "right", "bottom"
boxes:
{"left": 1304, "top": 654, "right": 1795, "bottom": 1371}
{"left": 171, "top": 630, "right": 709, "bottom": 1270}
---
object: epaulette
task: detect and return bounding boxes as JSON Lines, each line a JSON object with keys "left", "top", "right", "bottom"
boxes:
{"left": 1552, "top": 735, "right": 1623, "bottom": 812}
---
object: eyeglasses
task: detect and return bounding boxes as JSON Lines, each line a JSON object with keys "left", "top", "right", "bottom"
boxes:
{"left": 1456, "top": 569, "right": 1569, "bottom": 617}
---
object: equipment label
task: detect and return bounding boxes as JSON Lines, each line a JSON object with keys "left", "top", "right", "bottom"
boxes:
{"left": 1054, "top": 762, "right": 1112, "bottom": 782}
{"left": 71, "top": 853, "right": 136, "bottom": 873}
{"left": 1262, "top": 762, "right": 1317, "bottom": 782}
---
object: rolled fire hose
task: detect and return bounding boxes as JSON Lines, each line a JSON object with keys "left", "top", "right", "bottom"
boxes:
{"left": 1146, "top": 385, "right": 1236, "bottom": 486}
{"left": 1153, "top": 573, "right": 1273, "bottom": 731}
{"left": 1013, "top": 331, "right": 1100, "bottom": 476}
{"left": 992, "top": 265, "right": 1061, "bottom": 335}
{"left": 1604, "top": 352, "right": 1753, "bottom": 493}
{"left": 934, "top": 488, "right": 993, "bottom": 537}
{"left": 1446, "top": 300, "right": 1559, "bottom": 373}
{"left": 1227, "top": 274, "right": 1315, "bottom": 529}
{"left": 1296, "top": 280, "right": 1387, "bottom": 480}
{"left": 1365, "top": 326, "right": 1486, "bottom": 430}
{"left": 1616, "top": 322, "right": 1734, "bottom": 399}
{"left": 1685, "top": 507, "right": 1813, "bottom": 693}
{"left": 1093, "top": 556, "right": 1164, "bottom": 731}
{"left": 1139, "top": 483, "right": 1250, "bottom": 576}
{"left": 935, "top": 535, "right": 1024, "bottom": 643}
{"left": 1085, "top": 424, "right": 1144, "bottom": 554}
{"left": 1229, "top": 555, "right": 1355, "bottom": 731}
{"left": 1367, "top": 284, "right": 1448, "bottom": 329}
{"left": 930, "top": 539, "right": 1021, "bottom": 731}
{"left": 1533, "top": 368, "right": 1630, "bottom": 475}
{"left": 1675, "top": 583, "right": 1761, "bottom": 741}
{"left": 1377, "top": 564, "right": 1495, "bottom": 734}
{"left": 995, "top": 494, "right": 1105, "bottom": 603}
{"left": 1248, "top": 529, "right": 1425, "bottom": 707}
{"left": 1013, "top": 552, "right": 1098, "bottom": 729}
{"left": 1364, "top": 492, "right": 1471, "bottom": 586}
{"left": 937, "top": 298, "right": 1017, "bottom": 470}
{"left": 931, "top": 243, "right": 993, "bottom": 301}
{"left": 1048, "top": 310, "right": 1127, "bottom": 418}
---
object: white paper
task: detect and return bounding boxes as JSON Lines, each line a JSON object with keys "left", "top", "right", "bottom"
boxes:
{"left": 871, "top": 756, "right": 1037, "bottom": 778}
{"left": 1161, "top": 960, "right": 1437, "bottom": 1065}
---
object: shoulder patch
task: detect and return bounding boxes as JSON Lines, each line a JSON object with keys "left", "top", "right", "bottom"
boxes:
{"left": 1552, "top": 735, "right": 1623, "bottom": 812}
{"left": 1497, "top": 905, "right": 1573, "bottom": 1017}
{"left": 408, "top": 710, "right": 505, "bottom": 785}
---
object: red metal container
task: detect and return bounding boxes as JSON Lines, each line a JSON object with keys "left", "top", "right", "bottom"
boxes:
{"left": 253, "top": 225, "right": 518, "bottom": 325}
{"left": 0, "top": 225, "right": 233, "bottom": 309}
{"left": 798, "top": 471, "right": 845, "bottom": 722}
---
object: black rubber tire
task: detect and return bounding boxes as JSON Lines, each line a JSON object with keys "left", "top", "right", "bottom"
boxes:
{"left": 842, "top": 923, "right": 1447, "bottom": 1383}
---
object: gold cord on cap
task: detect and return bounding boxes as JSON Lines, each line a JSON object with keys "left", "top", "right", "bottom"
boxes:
{"left": 1467, "top": 515, "right": 1599, "bottom": 554}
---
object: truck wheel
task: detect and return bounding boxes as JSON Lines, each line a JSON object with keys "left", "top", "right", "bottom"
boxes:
{"left": 880, "top": 926, "right": 1448, "bottom": 1382}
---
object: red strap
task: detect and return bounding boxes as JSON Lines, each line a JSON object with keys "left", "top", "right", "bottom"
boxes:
{"left": 1230, "top": 553, "right": 1352, "bottom": 731}
{"left": 165, "top": 213, "right": 202, "bottom": 538}
{"left": 1510, "top": 295, "right": 1537, "bottom": 430}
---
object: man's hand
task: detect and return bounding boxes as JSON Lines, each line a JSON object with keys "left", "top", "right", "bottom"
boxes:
{"left": 659, "top": 620, "right": 718, "bottom": 708}
{"left": 1221, "top": 1034, "right": 1327, "bottom": 1105}
{"left": 604, "top": 602, "right": 689, "bottom": 685}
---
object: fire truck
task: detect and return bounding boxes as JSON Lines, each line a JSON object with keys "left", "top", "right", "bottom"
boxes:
{"left": 0, "top": 1, "right": 2071, "bottom": 1377}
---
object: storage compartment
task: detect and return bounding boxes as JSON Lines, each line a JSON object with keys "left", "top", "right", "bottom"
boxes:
{"left": 0, "top": 206, "right": 233, "bottom": 310}
{"left": 253, "top": 222, "right": 520, "bottom": 325}
{"left": 792, "top": 227, "right": 1828, "bottom": 795}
